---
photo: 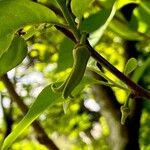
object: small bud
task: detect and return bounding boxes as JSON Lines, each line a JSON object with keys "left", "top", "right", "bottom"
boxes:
{"left": 120, "top": 106, "right": 130, "bottom": 125}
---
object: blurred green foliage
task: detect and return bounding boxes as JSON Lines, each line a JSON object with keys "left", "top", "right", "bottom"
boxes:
{"left": 1, "top": 0, "right": 150, "bottom": 149}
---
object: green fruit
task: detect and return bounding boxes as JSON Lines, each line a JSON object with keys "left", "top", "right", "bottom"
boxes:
{"left": 63, "top": 44, "right": 90, "bottom": 98}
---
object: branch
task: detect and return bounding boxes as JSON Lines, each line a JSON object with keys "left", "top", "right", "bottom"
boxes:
{"left": 55, "top": 24, "right": 76, "bottom": 42}
{"left": 55, "top": 0, "right": 81, "bottom": 41}
{"left": 87, "top": 43, "right": 150, "bottom": 99}
{"left": 53, "top": 24, "right": 150, "bottom": 100}
{"left": 1, "top": 74, "right": 59, "bottom": 150}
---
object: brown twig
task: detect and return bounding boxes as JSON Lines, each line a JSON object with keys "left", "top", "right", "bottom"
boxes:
{"left": 55, "top": 24, "right": 76, "bottom": 42}
{"left": 87, "top": 43, "right": 150, "bottom": 99}
{"left": 53, "top": 24, "right": 150, "bottom": 99}
{"left": 1, "top": 74, "right": 59, "bottom": 150}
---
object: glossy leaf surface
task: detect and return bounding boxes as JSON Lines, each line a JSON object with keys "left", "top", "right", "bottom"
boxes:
{"left": 71, "top": 0, "right": 93, "bottom": 19}
{"left": 57, "top": 38, "right": 74, "bottom": 72}
{"left": 124, "top": 58, "right": 138, "bottom": 75}
{"left": 0, "top": 36, "right": 27, "bottom": 76}
{"left": 2, "top": 74, "right": 99, "bottom": 149}
{"left": 0, "top": 0, "right": 58, "bottom": 56}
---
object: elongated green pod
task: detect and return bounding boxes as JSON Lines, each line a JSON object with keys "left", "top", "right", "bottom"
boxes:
{"left": 62, "top": 44, "right": 90, "bottom": 99}
{"left": 51, "top": 32, "right": 90, "bottom": 98}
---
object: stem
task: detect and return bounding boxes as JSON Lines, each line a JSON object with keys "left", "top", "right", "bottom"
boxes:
{"left": 54, "top": 24, "right": 76, "bottom": 42}
{"left": 96, "top": 81, "right": 129, "bottom": 91}
{"left": 87, "top": 67, "right": 129, "bottom": 91}
{"left": 53, "top": 21, "right": 150, "bottom": 100}
{"left": 53, "top": 20, "right": 150, "bottom": 100}
{"left": 53, "top": 0, "right": 150, "bottom": 100}
{"left": 55, "top": 0, "right": 80, "bottom": 41}
{"left": 120, "top": 93, "right": 131, "bottom": 125}
{"left": 80, "top": 32, "right": 88, "bottom": 44}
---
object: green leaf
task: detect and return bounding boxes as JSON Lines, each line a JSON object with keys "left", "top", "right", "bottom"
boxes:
{"left": 0, "top": 36, "right": 27, "bottom": 77}
{"left": 130, "top": 2, "right": 150, "bottom": 34}
{"left": 0, "top": 0, "right": 58, "bottom": 56}
{"left": 80, "top": 10, "right": 110, "bottom": 33}
{"left": 80, "top": 2, "right": 142, "bottom": 41}
{"left": 99, "top": 0, "right": 115, "bottom": 9}
{"left": 71, "top": 75, "right": 99, "bottom": 96}
{"left": 71, "top": 0, "right": 94, "bottom": 19}
{"left": 109, "top": 19, "right": 143, "bottom": 41}
{"left": 89, "top": 4, "right": 116, "bottom": 46}
{"left": 132, "top": 56, "right": 150, "bottom": 83}
{"left": 124, "top": 58, "right": 138, "bottom": 75}
{"left": 115, "top": 0, "right": 139, "bottom": 10}
{"left": 57, "top": 37, "right": 74, "bottom": 72}
{"left": 47, "top": 0, "right": 58, "bottom": 6}
{"left": 0, "top": 34, "right": 14, "bottom": 58}
{"left": 2, "top": 85, "right": 62, "bottom": 150}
